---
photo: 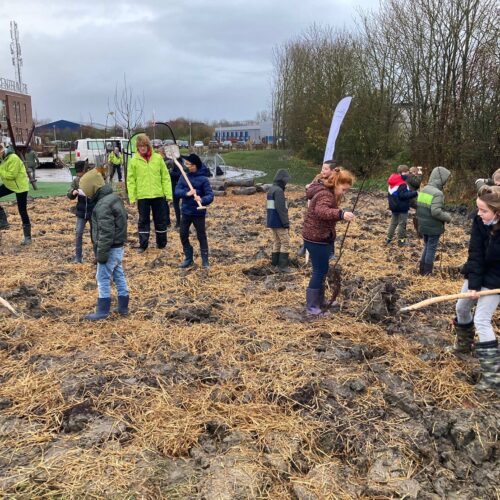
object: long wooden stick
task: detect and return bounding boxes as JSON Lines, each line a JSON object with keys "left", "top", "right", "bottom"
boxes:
{"left": 172, "top": 157, "right": 206, "bottom": 211}
{"left": 399, "top": 289, "right": 500, "bottom": 312}
{"left": 0, "top": 296, "right": 19, "bottom": 317}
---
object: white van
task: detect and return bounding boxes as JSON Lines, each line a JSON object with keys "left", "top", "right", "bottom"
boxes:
{"left": 74, "top": 137, "right": 128, "bottom": 165}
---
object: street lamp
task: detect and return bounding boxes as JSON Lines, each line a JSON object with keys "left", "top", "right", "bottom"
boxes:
{"left": 53, "top": 125, "right": 56, "bottom": 142}
{"left": 189, "top": 121, "right": 192, "bottom": 147}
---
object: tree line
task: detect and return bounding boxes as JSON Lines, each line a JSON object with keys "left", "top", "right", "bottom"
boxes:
{"left": 272, "top": 0, "right": 498, "bottom": 182}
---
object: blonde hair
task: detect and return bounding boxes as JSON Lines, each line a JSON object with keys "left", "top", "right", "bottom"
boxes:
{"left": 493, "top": 168, "right": 500, "bottom": 185}
{"left": 136, "top": 134, "right": 151, "bottom": 149}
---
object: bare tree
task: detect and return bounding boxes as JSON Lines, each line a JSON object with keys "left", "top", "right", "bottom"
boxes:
{"left": 112, "top": 74, "right": 145, "bottom": 140}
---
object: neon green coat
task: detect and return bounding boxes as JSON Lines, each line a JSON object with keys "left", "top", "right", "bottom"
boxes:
{"left": 126, "top": 151, "right": 172, "bottom": 203}
{"left": 0, "top": 151, "right": 29, "bottom": 193}
{"left": 108, "top": 151, "right": 122, "bottom": 165}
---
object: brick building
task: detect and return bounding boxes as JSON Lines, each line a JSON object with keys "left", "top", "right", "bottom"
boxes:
{"left": 0, "top": 77, "right": 33, "bottom": 144}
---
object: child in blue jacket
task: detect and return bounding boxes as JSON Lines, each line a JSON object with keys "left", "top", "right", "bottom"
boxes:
{"left": 175, "top": 154, "right": 214, "bottom": 268}
{"left": 386, "top": 165, "right": 417, "bottom": 246}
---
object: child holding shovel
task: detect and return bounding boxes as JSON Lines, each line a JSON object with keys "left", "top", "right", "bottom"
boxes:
{"left": 451, "top": 185, "right": 500, "bottom": 392}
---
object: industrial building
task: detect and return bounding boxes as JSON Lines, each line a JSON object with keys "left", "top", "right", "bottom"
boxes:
{"left": 214, "top": 121, "right": 274, "bottom": 144}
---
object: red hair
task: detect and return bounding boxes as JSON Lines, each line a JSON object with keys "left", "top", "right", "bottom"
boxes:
{"left": 323, "top": 167, "right": 355, "bottom": 190}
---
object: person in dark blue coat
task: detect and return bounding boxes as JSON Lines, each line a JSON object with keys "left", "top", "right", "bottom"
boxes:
{"left": 175, "top": 154, "right": 214, "bottom": 268}
{"left": 386, "top": 165, "right": 417, "bottom": 246}
{"left": 266, "top": 169, "right": 291, "bottom": 272}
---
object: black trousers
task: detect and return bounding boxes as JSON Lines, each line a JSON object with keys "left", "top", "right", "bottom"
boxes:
{"left": 172, "top": 196, "right": 181, "bottom": 226}
{"left": 111, "top": 164, "right": 123, "bottom": 182}
{"left": 0, "top": 185, "right": 30, "bottom": 226}
{"left": 180, "top": 214, "right": 208, "bottom": 253}
{"left": 137, "top": 197, "right": 168, "bottom": 249}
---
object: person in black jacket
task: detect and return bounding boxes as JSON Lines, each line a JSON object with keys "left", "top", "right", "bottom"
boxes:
{"left": 266, "top": 169, "right": 291, "bottom": 272}
{"left": 385, "top": 165, "right": 418, "bottom": 246}
{"left": 79, "top": 169, "right": 129, "bottom": 321}
{"left": 175, "top": 154, "right": 214, "bottom": 268}
{"left": 67, "top": 161, "right": 94, "bottom": 263}
{"left": 452, "top": 185, "right": 500, "bottom": 392}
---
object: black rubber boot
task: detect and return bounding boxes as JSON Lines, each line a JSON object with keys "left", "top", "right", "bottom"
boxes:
{"left": 201, "top": 250, "right": 209, "bottom": 269}
{"left": 179, "top": 245, "right": 194, "bottom": 268}
{"left": 475, "top": 340, "right": 500, "bottom": 392}
{"left": 271, "top": 252, "right": 280, "bottom": 268}
{"left": 85, "top": 297, "right": 111, "bottom": 321}
{"left": 278, "top": 252, "right": 292, "bottom": 273}
{"left": 418, "top": 261, "right": 424, "bottom": 275}
{"left": 421, "top": 262, "right": 433, "bottom": 276}
{"left": 116, "top": 295, "right": 129, "bottom": 316}
{"left": 21, "top": 224, "right": 32, "bottom": 246}
{"left": 0, "top": 207, "right": 9, "bottom": 230}
{"left": 449, "top": 318, "right": 475, "bottom": 355}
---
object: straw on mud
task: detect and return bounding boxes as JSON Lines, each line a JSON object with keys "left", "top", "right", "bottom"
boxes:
{"left": 0, "top": 189, "right": 496, "bottom": 497}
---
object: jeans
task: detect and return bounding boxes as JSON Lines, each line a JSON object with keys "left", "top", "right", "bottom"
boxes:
{"left": 180, "top": 214, "right": 208, "bottom": 254}
{"left": 75, "top": 217, "right": 89, "bottom": 260}
{"left": 271, "top": 228, "right": 290, "bottom": 253}
{"left": 421, "top": 234, "right": 440, "bottom": 266}
{"left": 456, "top": 280, "right": 500, "bottom": 343}
{"left": 304, "top": 240, "right": 334, "bottom": 289}
{"left": 137, "top": 197, "right": 168, "bottom": 249}
{"left": 0, "top": 185, "right": 30, "bottom": 225}
{"left": 387, "top": 212, "right": 409, "bottom": 240}
{"left": 96, "top": 246, "right": 128, "bottom": 299}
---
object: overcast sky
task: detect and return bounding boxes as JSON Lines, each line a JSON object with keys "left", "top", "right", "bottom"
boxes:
{"left": 1, "top": 0, "right": 378, "bottom": 125}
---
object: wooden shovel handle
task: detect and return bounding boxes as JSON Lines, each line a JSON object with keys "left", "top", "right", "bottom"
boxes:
{"left": 0, "top": 296, "right": 19, "bottom": 317}
{"left": 399, "top": 288, "right": 500, "bottom": 312}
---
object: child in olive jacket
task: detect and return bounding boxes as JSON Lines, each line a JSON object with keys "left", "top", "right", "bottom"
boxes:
{"left": 416, "top": 166, "right": 452, "bottom": 275}
{"left": 80, "top": 169, "right": 129, "bottom": 321}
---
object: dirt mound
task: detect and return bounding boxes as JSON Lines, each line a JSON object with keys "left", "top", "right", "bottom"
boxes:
{"left": 0, "top": 190, "right": 498, "bottom": 498}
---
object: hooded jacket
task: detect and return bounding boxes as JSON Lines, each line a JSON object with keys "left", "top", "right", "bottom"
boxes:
{"left": 126, "top": 150, "right": 172, "bottom": 203}
{"left": 416, "top": 166, "right": 452, "bottom": 235}
{"left": 0, "top": 150, "right": 29, "bottom": 193}
{"left": 462, "top": 216, "right": 500, "bottom": 291}
{"left": 267, "top": 169, "right": 290, "bottom": 228}
{"left": 67, "top": 175, "right": 95, "bottom": 220}
{"left": 175, "top": 164, "right": 214, "bottom": 216}
{"left": 302, "top": 182, "right": 344, "bottom": 243}
{"left": 387, "top": 173, "right": 417, "bottom": 213}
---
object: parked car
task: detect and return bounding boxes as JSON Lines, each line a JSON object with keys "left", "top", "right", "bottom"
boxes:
{"left": 177, "top": 140, "right": 189, "bottom": 148}
{"left": 151, "top": 139, "right": 163, "bottom": 149}
{"left": 208, "top": 140, "right": 219, "bottom": 148}
{"left": 163, "top": 139, "right": 175, "bottom": 146}
{"left": 193, "top": 141, "right": 204, "bottom": 148}
{"left": 235, "top": 140, "right": 247, "bottom": 149}
{"left": 221, "top": 140, "right": 232, "bottom": 149}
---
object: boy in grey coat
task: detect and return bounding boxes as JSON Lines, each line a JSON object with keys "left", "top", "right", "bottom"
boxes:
{"left": 416, "top": 166, "right": 451, "bottom": 275}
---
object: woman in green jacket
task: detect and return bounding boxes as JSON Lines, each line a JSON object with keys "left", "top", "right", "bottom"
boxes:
{"left": 126, "top": 134, "right": 172, "bottom": 253}
{"left": 0, "top": 144, "right": 32, "bottom": 245}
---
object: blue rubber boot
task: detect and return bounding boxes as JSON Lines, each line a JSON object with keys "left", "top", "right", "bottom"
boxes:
{"left": 117, "top": 295, "right": 129, "bottom": 316}
{"left": 85, "top": 298, "right": 111, "bottom": 321}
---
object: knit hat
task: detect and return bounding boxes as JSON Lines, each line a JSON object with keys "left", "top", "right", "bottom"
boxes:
{"left": 182, "top": 153, "right": 202, "bottom": 169}
{"left": 79, "top": 168, "right": 105, "bottom": 199}
{"left": 74, "top": 160, "right": 87, "bottom": 173}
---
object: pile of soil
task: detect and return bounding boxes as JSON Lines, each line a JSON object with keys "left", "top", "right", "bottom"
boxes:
{"left": 0, "top": 187, "right": 498, "bottom": 498}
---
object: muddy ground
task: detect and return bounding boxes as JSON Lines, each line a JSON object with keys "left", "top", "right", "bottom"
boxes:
{"left": 0, "top": 187, "right": 498, "bottom": 499}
